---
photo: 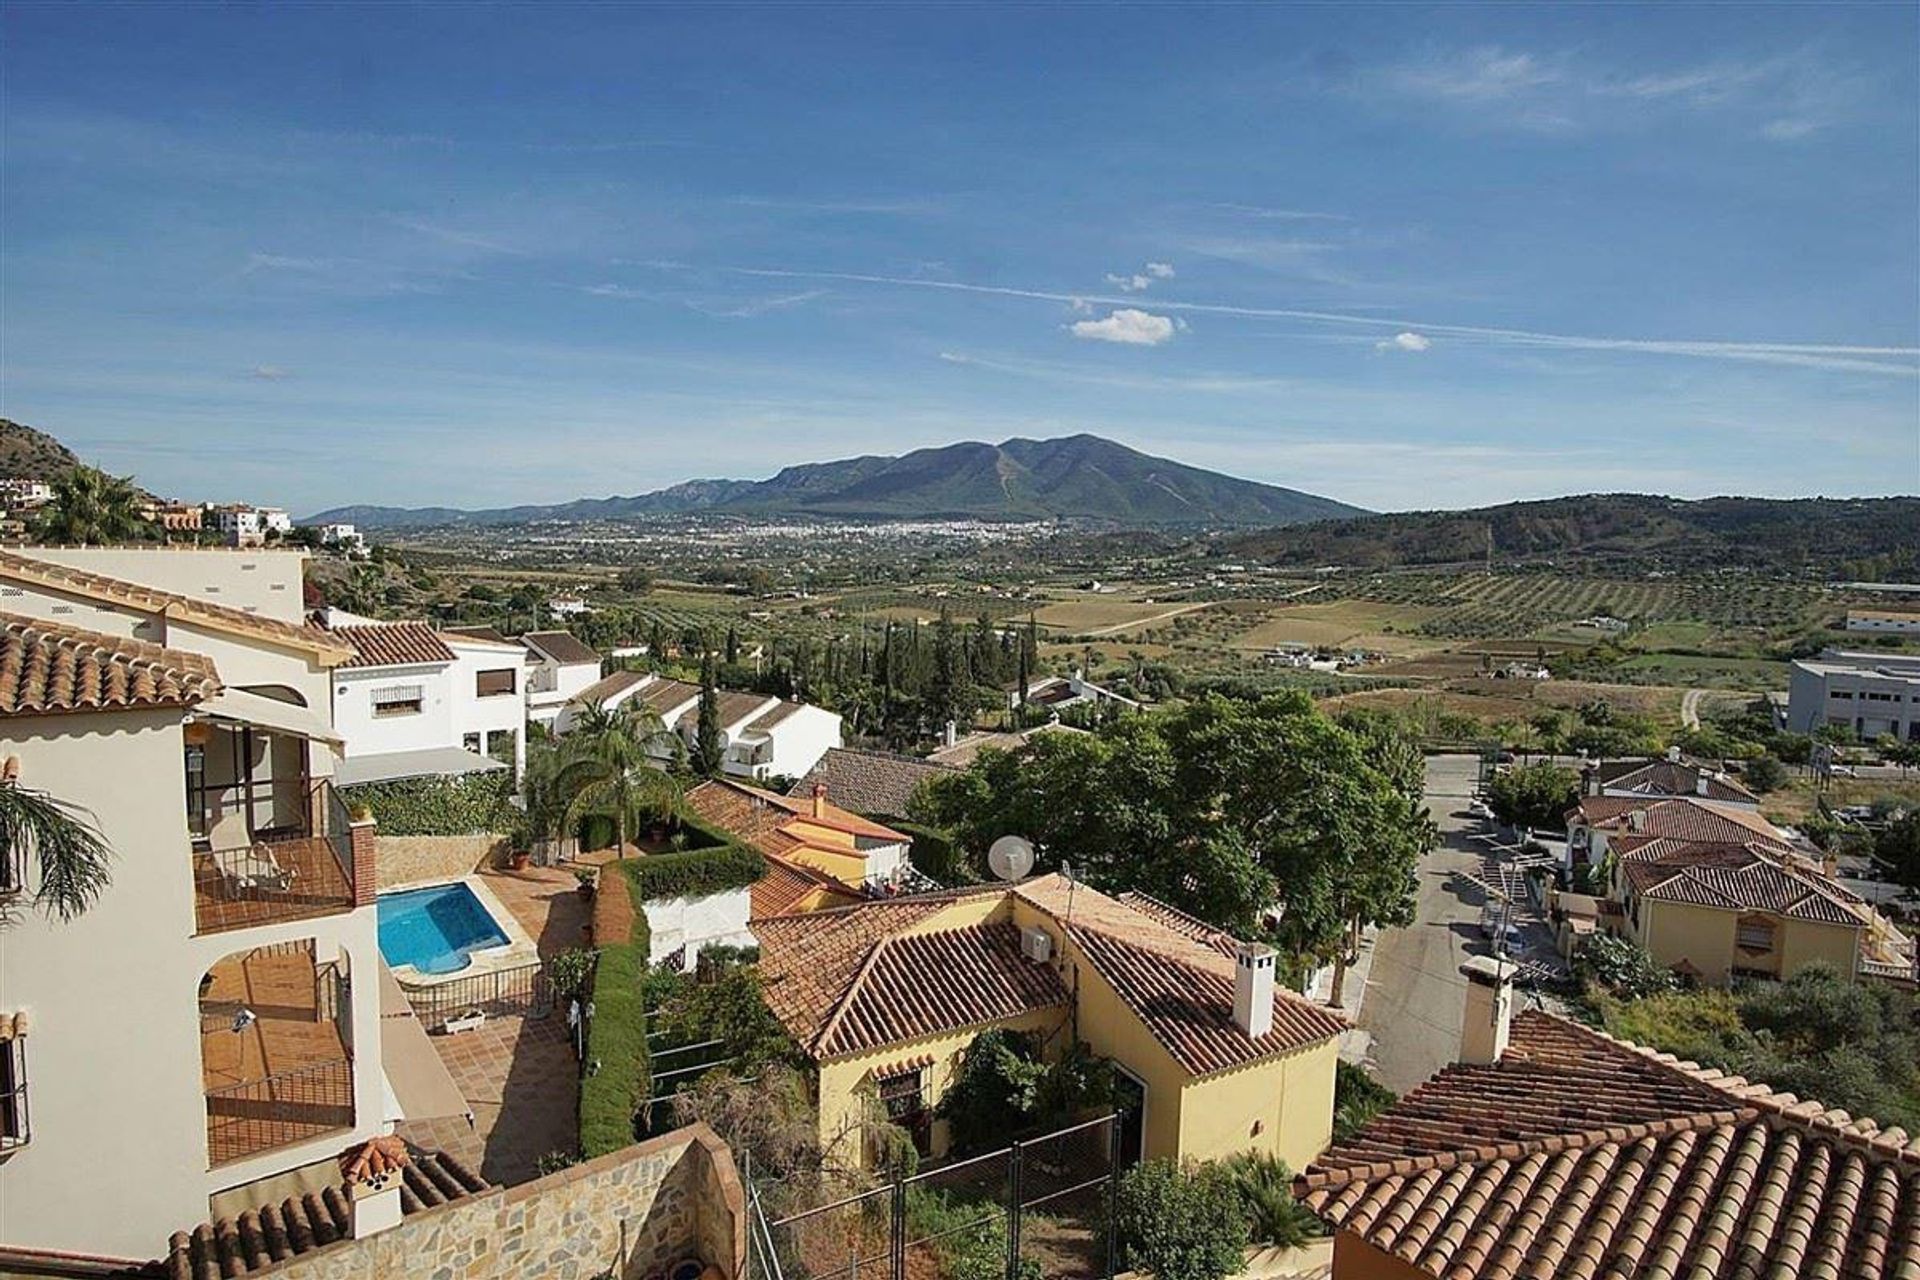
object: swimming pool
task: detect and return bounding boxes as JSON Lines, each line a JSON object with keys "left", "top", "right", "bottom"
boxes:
{"left": 378, "top": 881, "right": 512, "bottom": 976}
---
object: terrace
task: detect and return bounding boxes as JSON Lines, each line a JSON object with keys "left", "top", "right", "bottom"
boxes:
{"left": 199, "top": 941, "right": 356, "bottom": 1167}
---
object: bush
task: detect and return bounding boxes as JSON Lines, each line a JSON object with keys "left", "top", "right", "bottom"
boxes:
{"left": 903, "top": 1187, "right": 1039, "bottom": 1280}
{"left": 938, "top": 1029, "right": 1050, "bottom": 1155}
{"left": 549, "top": 947, "right": 596, "bottom": 998}
{"left": 339, "top": 771, "right": 516, "bottom": 836}
{"left": 1332, "top": 1060, "right": 1396, "bottom": 1144}
{"left": 1115, "top": 1159, "right": 1250, "bottom": 1280}
{"left": 1574, "top": 934, "right": 1676, "bottom": 999}
{"left": 1218, "top": 1152, "right": 1317, "bottom": 1248}
{"left": 894, "top": 819, "right": 978, "bottom": 885}
{"left": 579, "top": 873, "right": 652, "bottom": 1158}
{"left": 1743, "top": 754, "right": 1788, "bottom": 794}
{"left": 621, "top": 841, "right": 764, "bottom": 901}
{"left": 1484, "top": 762, "right": 1580, "bottom": 832}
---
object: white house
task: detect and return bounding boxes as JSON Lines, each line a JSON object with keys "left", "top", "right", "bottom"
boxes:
{"left": 557, "top": 670, "right": 842, "bottom": 782}
{"left": 316, "top": 522, "right": 367, "bottom": 554}
{"left": 1007, "top": 668, "right": 1141, "bottom": 714}
{"left": 0, "top": 479, "right": 54, "bottom": 509}
{"left": 518, "top": 630, "right": 603, "bottom": 728}
{"left": 319, "top": 610, "right": 525, "bottom": 785}
{"left": 1786, "top": 648, "right": 1920, "bottom": 742}
{"left": 0, "top": 546, "right": 446, "bottom": 1261}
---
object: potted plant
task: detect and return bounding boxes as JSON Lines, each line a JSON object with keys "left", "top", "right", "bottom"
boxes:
{"left": 574, "top": 867, "right": 596, "bottom": 899}
{"left": 505, "top": 819, "right": 533, "bottom": 872}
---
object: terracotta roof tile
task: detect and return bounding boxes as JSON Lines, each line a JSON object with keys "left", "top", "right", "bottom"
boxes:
{"left": 1573, "top": 795, "right": 1787, "bottom": 846}
{"left": 1115, "top": 891, "right": 1241, "bottom": 957}
{"left": 753, "top": 897, "right": 970, "bottom": 1050}
{"left": 1297, "top": 1011, "right": 1920, "bottom": 1280}
{"left": 572, "top": 668, "right": 652, "bottom": 708}
{"left": 0, "top": 549, "right": 350, "bottom": 661}
{"left": 1620, "top": 838, "right": 1868, "bottom": 926}
{"left": 789, "top": 747, "right": 955, "bottom": 819}
{"left": 1595, "top": 758, "right": 1758, "bottom": 805}
{"left": 160, "top": 1142, "right": 485, "bottom": 1277}
{"left": 0, "top": 613, "right": 221, "bottom": 717}
{"left": 331, "top": 621, "right": 457, "bottom": 669}
{"left": 750, "top": 850, "right": 861, "bottom": 920}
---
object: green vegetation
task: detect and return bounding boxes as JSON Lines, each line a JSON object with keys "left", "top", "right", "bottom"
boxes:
{"left": 560, "top": 702, "right": 682, "bottom": 855}
{"left": 578, "top": 882, "right": 651, "bottom": 1157}
{"left": 937, "top": 1029, "right": 1111, "bottom": 1156}
{"left": 1217, "top": 1152, "right": 1318, "bottom": 1248}
{"left": 1114, "top": 1159, "right": 1250, "bottom": 1280}
{"left": 903, "top": 1187, "right": 1037, "bottom": 1280}
{"left": 619, "top": 841, "right": 764, "bottom": 901}
{"left": 339, "top": 770, "right": 516, "bottom": 836}
{"left": 1332, "top": 1060, "right": 1397, "bottom": 1145}
{"left": 1485, "top": 761, "right": 1580, "bottom": 831}
{"left": 0, "top": 777, "right": 113, "bottom": 926}
{"left": 0, "top": 418, "right": 81, "bottom": 479}
{"left": 1579, "top": 953, "right": 1920, "bottom": 1131}
{"left": 33, "top": 465, "right": 157, "bottom": 546}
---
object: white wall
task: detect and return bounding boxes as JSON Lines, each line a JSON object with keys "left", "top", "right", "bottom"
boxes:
{"left": 762, "top": 704, "right": 842, "bottom": 781}
{"left": 17, "top": 546, "right": 307, "bottom": 622}
{"left": 445, "top": 638, "right": 527, "bottom": 776}
{"left": 0, "top": 710, "right": 386, "bottom": 1259}
{"left": 639, "top": 888, "right": 757, "bottom": 966}
{"left": 330, "top": 662, "right": 458, "bottom": 758}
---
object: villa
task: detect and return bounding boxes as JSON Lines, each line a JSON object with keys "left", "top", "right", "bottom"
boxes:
{"left": 686, "top": 777, "right": 907, "bottom": 914}
{"left": 559, "top": 669, "right": 842, "bottom": 782}
{"left": 516, "top": 629, "right": 604, "bottom": 728}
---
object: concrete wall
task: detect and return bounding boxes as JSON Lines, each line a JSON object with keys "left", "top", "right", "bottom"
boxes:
{"left": 17, "top": 546, "right": 307, "bottom": 622}
{"left": 242, "top": 1123, "right": 744, "bottom": 1280}
{"left": 641, "top": 887, "right": 756, "bottom": 966}
{"left": 376, "top": 835, "right": 505, "bottom": 890}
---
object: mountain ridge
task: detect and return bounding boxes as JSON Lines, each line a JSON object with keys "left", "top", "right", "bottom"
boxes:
{"left": 305, "top": 433, "right": 1369, "bottom": 529}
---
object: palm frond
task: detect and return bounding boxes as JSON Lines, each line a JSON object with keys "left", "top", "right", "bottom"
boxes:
{"left": 0, "top": 781, "right": 114, "bottom": 924}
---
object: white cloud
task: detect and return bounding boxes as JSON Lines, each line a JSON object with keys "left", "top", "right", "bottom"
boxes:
{"left": 1376, "top": 332, "right": 1432, "bottom": 353}
{"left": 1069, "top": 308, "right": 1178, "bottom": 346}
{"left": 249, "top": 364, "right": 292, "bottom": 381}
{"left": 1105, "top": 273, "right": 1151, "bottom": 292}
{"left": 1146, "top": 262, "right": 1175, "bottom": 279}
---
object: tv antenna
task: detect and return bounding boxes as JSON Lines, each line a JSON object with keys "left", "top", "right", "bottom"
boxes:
{"left": 988, "top": 835, "right": 1035, "bottom": 883}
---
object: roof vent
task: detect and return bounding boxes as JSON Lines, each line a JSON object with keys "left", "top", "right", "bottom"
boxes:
{"left": 1020, "top": 927, "right": 1053, "bottom": 964}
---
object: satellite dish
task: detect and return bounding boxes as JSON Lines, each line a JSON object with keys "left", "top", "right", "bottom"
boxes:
{"left": 988, "top": 835, "right": 1036, "bottom": 883}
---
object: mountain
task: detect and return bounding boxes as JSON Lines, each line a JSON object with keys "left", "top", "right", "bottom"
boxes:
{"left": 307, "top": 434, "right": 1367, "bottom": 529}
{"left": 0, "top": 419, "right": 81, "bottom": 480}
{"left": 1219, "top": 494, "right": 1920, "bottom": 574}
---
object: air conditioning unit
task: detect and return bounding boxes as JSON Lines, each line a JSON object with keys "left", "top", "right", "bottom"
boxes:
{"left": 1020, "top": 927, "right": 1053, "bottom": 964}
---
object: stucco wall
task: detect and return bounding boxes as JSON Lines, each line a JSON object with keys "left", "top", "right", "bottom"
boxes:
{"left": 762, "top": 704, "right": 842, "bottom": 781}
{"left": 1636, "top": 899, "right": 1861, "bottom": 984}
{"left": 642, "top": 887, "right": 756, "bottom": 966}
{"left": 241, "top": 1124, "right": 744, "bottom": 1280}
{"left": 18, "top": 546, "right": 307, "bottom": 621}
{"left": 1330, "top": 1231, "right": 1435, "bottom": 1280}
{"left": 376, "top": 834, "right": 504, "bottom": 890}
{"left": 1177, "top": 1040, "right": 1337, "bottom": 1173}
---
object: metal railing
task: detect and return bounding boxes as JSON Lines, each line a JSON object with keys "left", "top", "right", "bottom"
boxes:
{"left": 204, "top": 1057, "right": 354, "bottom": 1166}
{"left": 401, "top": 959, "right": 554, "bottom": 1031}
{"left": 192, "top": 781, "right": 356, "bottom": 934}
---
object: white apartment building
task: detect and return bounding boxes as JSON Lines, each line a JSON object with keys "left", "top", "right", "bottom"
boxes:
{"left": 0, "top": 546, "right": 408, "bottom": 1261}
{"left": 557, "top": 670, "right": 842, "bottom": 782}
{"left": 518, "top": 630, "right": 604, "bottom": 727}
{"left": 320, "top": 611, "right": 527, "bottom": 785}
{"left": 1786, "top": 648, "right": 1920, "bottom": 742}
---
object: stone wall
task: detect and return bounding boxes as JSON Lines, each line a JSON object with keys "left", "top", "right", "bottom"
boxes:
{"left": 376, "top": 834, "right": 505, "bottom": 890}
{"left": 247, "top": 1123, "right": 745, "bottom": 1280}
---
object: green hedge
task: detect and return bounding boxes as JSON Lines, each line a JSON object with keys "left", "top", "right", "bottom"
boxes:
{"left": 894, "top": 820, "right": 977, "bottom": 886}
{"left": 339, "top": 772, "right": 516, "bottom": 837}
{"left": 579, "top": 877, "right": 652, "bottom": 1158}
{"left": 621, "top": 841, "right": 764, "bottom": 902}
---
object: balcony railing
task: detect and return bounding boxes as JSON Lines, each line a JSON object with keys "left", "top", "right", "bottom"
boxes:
{"left": 204, "top": 1057, "right": 354, "bottom": 1167}
{"left": 192, "top": 781, "right": 357, "bottom": 935}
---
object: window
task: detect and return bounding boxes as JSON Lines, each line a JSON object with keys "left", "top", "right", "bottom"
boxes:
{"left": 0, "top": 1031, "right": 27, "bottom": 1150}
{"left": 476, "top": 668, "right": 517, "bottom": 698}
{"left": 372, "top": 684, "right": 424, "bottom": 717}
{"left": 1830, "top": 690, "right": 1855, "bottom": 700}
{"left": 463, "top": 733, "right": 482, "bottom": 753}
{"left": 877, "top": 1068, "right": 929, "bottom": 1156}
{"left": 1735, "top": 914, "right": 1776, "bottom": 954}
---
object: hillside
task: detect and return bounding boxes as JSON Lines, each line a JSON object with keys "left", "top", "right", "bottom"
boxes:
{"left": 0, "top": 419, "right": 80, "bottom": 480}
{"left": 308, "top": 434, "right": 1367, "bottom": 529}
{"left": 1220, "top": 494, "right": 1920, "bottom": 575}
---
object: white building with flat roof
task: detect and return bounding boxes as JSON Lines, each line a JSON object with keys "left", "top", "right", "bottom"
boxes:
{"left": 1786, "top": 648, "right": 1920, "bottom": 742}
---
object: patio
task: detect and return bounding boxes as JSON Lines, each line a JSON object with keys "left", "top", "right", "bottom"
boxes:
{"left": 397, "top": 863, "right": 595, "bottom": 1185}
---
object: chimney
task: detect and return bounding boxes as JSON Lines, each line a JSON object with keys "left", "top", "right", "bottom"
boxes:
{"left": 340, "top": 1136, "right": 408, "bottom": 1239}
{"left": 1458, "top": 955, "right": 1517, "bottom": 1066}
{"left": 1233, "top": 943, "right": 1275, "bottom": 1039}
{"left": 1695, "top": 772, "right": 1711, "bottom": 797}
{"left": 943, "top": 720, "right": 958, "bottom": 749}
{"left": 1666, "top": 745, "right": 1683, "bottom": 764}
{"left": 1582, "top": 763, "right": 1599, "bottom": 797}
{"left": 1627, "top": 808, "right": 1646, "bottom": 833}
{"left": 811, "top": 782, "right": 828, "bottom": 819}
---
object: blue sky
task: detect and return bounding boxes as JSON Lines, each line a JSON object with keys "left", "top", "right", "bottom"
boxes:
{"left": 4, "top": 4, "right": 1916, "bottom": 515}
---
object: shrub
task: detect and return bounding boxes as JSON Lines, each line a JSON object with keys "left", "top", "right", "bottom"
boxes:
{"left": 1332, "top": 1060, "right": 1396, "bottom": 1144}
{"left": 903, "top": 1187, "right": 1039, "bottom": 1280}
{"left": 549, "top": 947, "right": 596, "bottom": 999}
{"left": 621, "top": 841, "right": 764, "bottom": 901}
{"left": 1743, "top": 754, "right": 1788, "bottom": 794}
{"left": 1115, "top": 1158, "right": 1250, "bottom": 1280}
{"left": 1574, "top": 934, "right": 1677, "bottom": 999}
{"left": 937, "top": 1029, "right": 1050, "bottom": 1155}
{"left": 1218, "top": 1152, "right": 1317, "bottom": 1248}
{"left": 339, "top": 771, "right": 516, "bottom": 836}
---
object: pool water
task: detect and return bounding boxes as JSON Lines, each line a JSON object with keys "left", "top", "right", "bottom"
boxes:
{"left": 377, "top": 883, "right": 510, "bottom": 975}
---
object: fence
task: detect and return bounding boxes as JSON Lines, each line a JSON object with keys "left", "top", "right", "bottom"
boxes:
{"left": 749, "top": 1113, "right": 1121, "bottom": 1280}
{"left": 402, "top": 959, "right": 554, "bottom": 1031}
{"left": 204, "top": 1057, "right": 355, "bottom": 1166}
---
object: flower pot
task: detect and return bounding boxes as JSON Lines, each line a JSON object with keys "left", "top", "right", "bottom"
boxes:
{"left": 510, "top": 850, "right": 532, "bottom": 871}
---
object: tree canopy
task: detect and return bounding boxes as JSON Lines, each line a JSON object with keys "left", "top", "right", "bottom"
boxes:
{"left": 33, "top": 466, "right": 156, "bottom": 546}
{"left": 1485, "top": 760, "right": 1580, "bottom": 831}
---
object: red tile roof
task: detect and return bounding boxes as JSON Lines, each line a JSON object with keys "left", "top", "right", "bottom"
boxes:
{"left": 0, "top": 613, "right": 221, "bottom": 717}
{"left": 750, "top": 850, "right": 861, "bottom": 920}
{"left": 331, "top": 621, "right": 456, "bottom": 669}
{"left": 1596, "top": 758, "right": 1758, "bottom": 805}
{"left": 1297, "top": 1011, "right": 1920, "bottom": 1280}
{"left": 1573, "top": 795, "right": 1787, "bottom": 846}
{"left": 790, "top": 747, "right": 954, "bottom": 819}
{"left": 1116, "top": 890, "right": 1241, "bottom": 957}
{"left": 813, "top": 921, "right": 1071, "bottom": 1057}
{"left": 1620, "top": 839, "right": 1869, "bottom": 926}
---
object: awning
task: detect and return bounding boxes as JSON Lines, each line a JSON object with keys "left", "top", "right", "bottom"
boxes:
{"left": 377, "top": 960, "right": 472, "bottom": 1125}
{"left": 198, "top": 687, "right": 345, "bottom": 747}
{"left": 333, "top": 746, "right": 509, "bottom": 788}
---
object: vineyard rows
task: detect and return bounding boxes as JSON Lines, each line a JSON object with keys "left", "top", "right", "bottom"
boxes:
{"left": 1318, "top": 573, "right": 1840, "bottom": 637}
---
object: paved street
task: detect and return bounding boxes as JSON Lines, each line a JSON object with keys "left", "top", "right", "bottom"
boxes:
{"left": 1357, "top": 754, "right": 1521, "bottom": 1095}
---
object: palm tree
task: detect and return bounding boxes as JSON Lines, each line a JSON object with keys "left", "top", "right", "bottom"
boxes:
{"left": 0, "top": 765, "right": 113, "bottom": 926}
{"left": 560, "top": 703, "right": 682, "bottom": 859}
{"left": 34, "top": 466, "right": 155, "bottom": 546}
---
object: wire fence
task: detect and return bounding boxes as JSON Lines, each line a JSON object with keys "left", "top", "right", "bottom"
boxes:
{"left": 750, "top": 1113, "right": 1121, "bottom": 1280}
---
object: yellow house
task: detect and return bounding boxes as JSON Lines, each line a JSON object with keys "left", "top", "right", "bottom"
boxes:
{"left": 684, "top": 777, "right": 906, "bottom": 918}
{"left": 752, "top": 873, "right": 1346, "bottom": 1173}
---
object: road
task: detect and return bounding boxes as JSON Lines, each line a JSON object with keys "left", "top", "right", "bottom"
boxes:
{"left": 1083, "top": 602, "right": 1212, "bottom": 637}
{"left": 1355, "top": 754, "right": 1503, "bottom": 1095}
{"left": 1681, "top": 688, "right": 1705, "bottom": 730}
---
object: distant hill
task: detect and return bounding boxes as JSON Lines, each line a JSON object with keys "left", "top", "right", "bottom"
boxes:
{"left": 308, "top": 434, "right": 1367, "bottom": 529}
{"left": 0, "top": 419, "right": 80, "bottom": 480}
{"left": 1220, "top": 494, "right": 1920, "bottom": 574}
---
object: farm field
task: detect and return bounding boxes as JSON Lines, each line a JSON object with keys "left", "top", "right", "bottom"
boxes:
{"left": 1614, "top": 652, "right": 1790, "bottom": 690}
{"left": 1030, "top": 597, "right": 1205, "bottom": 635}
{"left": 1228, "top": 600, "right": 1449, "bottom": 656}
{"left": 1321, "top": 678, "right": 1689, "bottom": 728}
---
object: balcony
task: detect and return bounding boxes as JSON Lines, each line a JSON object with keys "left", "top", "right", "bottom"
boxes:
{"left": 192, "top": 781, "right": 357, "bottom": 936}
{"left": 200, "top": 941, "right": 355, "bottom": 1167}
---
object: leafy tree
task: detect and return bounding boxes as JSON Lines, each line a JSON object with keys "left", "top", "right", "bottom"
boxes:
{"left": 1332, "top": 1060, "right": 1397, "bottom": 1144}
{"left": 0, "top": 772, "right": 113, "bottom": 925}
{"left": 937, "top": 1029, "right": 1050, "bottom": 1154}
{"left": 560, "top": 703, "right": 681, "bottom": 857}
{"left": 1743, "top": 754, "right": 1789, "bottom": 794}
{"left": 1875, "top": 808, "right": 1920, "bottom": 889}
{"left": 654, "top": 964, "right": 795, "bottom": 1072}
{"left": 1115, "top": 1159, "right": 1250, "bottom": 1280}
{"left": 1484, "top": 761, "right": 1580, "bottom": 831}
{"left": 616, "top": 567, "right": 655, "bottom": 595}
{"left": 34, "top": 466, "right": 155, "bottom": 545}
{"left": 693, "top": 656, "right": 724, "bottom": 777}
{"left": 724, "top": 624, "right": 740, "bottom": 666}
